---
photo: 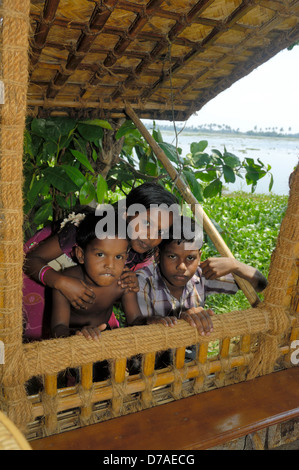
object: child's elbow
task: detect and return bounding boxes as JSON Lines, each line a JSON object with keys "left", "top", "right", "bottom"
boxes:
{"left": 255, "top": 274, "right": 268, "bottom": 292}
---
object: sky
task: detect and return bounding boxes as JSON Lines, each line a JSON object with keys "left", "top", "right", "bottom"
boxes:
{"left": 159, "top": 46, "right": 299, "bottom": 134}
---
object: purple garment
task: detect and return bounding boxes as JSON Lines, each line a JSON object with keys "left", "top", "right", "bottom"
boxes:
{"left": 23, "top": 226, "right": 53, "bottom": 340}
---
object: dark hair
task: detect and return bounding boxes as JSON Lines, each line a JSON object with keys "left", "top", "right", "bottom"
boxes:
{"left": 159, "top": 216, "right": 203, "bottom": 251}
{"left": 76, "top": 209, "right": 127, "bottom": 250}
{"left": 126, "top": 182, "right": 178, "bottom": 210}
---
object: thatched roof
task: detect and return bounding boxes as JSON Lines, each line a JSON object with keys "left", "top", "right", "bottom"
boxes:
{"left": 28, "top": 0, "right": 299, "bottom": 121}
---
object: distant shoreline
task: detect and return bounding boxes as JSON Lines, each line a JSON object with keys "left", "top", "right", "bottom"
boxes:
{"left": 146, "top": 124, "right": 299, "bottom": 140}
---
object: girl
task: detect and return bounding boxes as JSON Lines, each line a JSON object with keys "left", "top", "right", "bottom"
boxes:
{"left": 23, "top": 182, "right": 178, "bottom": 340}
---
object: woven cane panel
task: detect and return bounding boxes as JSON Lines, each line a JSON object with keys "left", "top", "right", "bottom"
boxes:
{"left": 27, "top": 0, "right": 299, "bottom": 120}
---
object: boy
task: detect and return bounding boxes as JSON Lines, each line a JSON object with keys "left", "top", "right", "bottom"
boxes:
{"left": 51, "top": 212, "right": 141, "bottom": 340}
{"left": 136, "top": 216, "right": 268, "bottom": 336}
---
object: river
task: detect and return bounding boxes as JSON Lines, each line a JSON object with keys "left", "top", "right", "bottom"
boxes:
{"left": 161, "top": 131, "right": 299, "bottom": 196}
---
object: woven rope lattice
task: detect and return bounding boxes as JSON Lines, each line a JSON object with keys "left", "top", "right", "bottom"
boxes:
{"left": 0, "top": 0, "right": 298, "bottom": 438}
{"left": 0, "top": 0, "right": 32, "bottom": 430}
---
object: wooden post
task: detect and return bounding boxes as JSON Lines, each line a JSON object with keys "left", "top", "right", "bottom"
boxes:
{"left": 124, "top": 103, "right": 260, "bottom": 307}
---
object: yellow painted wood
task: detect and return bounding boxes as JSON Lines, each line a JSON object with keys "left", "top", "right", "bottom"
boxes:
{"left": 111, "top": 358, "right": 127, "bottom": 416}
{"left": 81, "top": 364, "right": 93, "bottom": 390}
{"left": 172, "top": 347, "right": 186, "bottom": 398}
{"left": 30, "top": 348, "right": 290, "bottom": 420}
{"left": 44, "top": 374, "right": 57, "bottom": 396}
{"left": 194, "top": 343, "right": 209, "bottom": 390}
{"left": 141, "top": 352, "right": 156, "bottom": 407}
{"left": 44, "top": 374, "right": 58, "bottom": 433}
{"left": 143, "top": 352, "right": 156, "bottom": 376}
{"left": 80, "top": 364, "right": 93, "bottom": 421}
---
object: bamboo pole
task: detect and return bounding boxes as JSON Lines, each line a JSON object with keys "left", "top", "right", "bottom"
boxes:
{"left": 124, "top": 103, "right": 260, "bottom": 307}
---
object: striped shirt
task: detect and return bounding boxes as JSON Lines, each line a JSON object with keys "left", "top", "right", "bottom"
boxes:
{"left": 136, "top": 262, "right": 239, "bottom": 318}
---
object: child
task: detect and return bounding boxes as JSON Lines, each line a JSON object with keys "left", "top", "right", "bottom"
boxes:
{"left": 23, "top": 182, "right": 177, "bottom": 340}
{"left": 51, "top": 211, "right": 142, "bottom": 340}
{"left": 136, "top": 216, "right": 268, "bottom": 336}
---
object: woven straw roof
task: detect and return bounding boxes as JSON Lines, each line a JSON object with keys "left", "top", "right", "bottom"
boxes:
{"left": 28, "top": 0, "right": 299, "bottom": 120}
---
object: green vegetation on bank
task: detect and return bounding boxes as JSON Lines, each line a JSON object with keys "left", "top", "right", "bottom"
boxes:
{"left": 201, "top": 192, "right": 288, "bottom": 313}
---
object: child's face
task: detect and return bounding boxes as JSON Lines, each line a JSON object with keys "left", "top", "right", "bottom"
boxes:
{"left": 76, "top": 237, "right": 128, "bottom": 287}
{"left": 159, "top": 241, "right": 201, "bottom": 288}
{"left": 127, "top": 207, "right": 173, "bottom": 254}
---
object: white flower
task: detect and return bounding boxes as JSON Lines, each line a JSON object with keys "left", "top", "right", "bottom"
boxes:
{"left": 60, "top": 212, "right": 86, "bottom": 229}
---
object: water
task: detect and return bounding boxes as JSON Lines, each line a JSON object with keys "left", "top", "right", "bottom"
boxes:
{"left": 162, "top": 131, "right": 299, "bottom": 195}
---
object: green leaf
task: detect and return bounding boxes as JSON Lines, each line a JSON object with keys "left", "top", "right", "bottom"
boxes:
{"left": 203, "top": 178, "right": 222, "bottom": 198}
{"left": 158, "top": 142, "right": 180, "bottom": 163}
{"left": 139, "top": 155, "right": 147, "bottom": 174}
{"left": 223, "top": 152, "right": 241, "bottom": 168}
{"left": 183, "top": 170, "right": 204, "bottom": 201}
{"left": 79, "top": 181, "right": 96, "bottom": 205}
{"left": 70, "top": 149, "right": 95, "bottom": 173}
{"left": 269, "top": 173, "right": 274, "bottom": 191}
{"left": 51, "top": 117, "right": 76, "bottom": 136}
{"left": 190, "top": 141, "right": 208, "bottom": 155}
{"left": 245, "top": 167, "right": 261, "bottom": 184}
{"left": 96, "top": 174, "right": 108, "bottom": 203}
{"left": 33, "top": 201, "right": 53, "bottom": 225}
{"left": 42, "top": 140, "right": 58, "bottom": 158}
{"left": 43, "top": 167, "right": 78, "bottom": 193}
{"left": 195, "top": 170, "right": 217, "bottom": 182}
{"left": 27, "top": 177, "right": 50, "bottom": 205}
{"left": 79, "top": 119, "right": 113, "bottom": 130}
{"left": 77, "top": 123, "right": 104, "bottom": 144}
{"left": 223, "top": 165, "right": 236, "bottom": 183}
{"left": 152, "top": 127, "right": 163, "bottom": 143}
{"left": 64, "top": 165, "right": 86, "bottom": 187}
{"left": 56, "top": 194, "right": 71, "bottom": 210}
{"left": 115, "top": 120, "right": 136, "bottom": 140}
{"left": 192, "top": 153, "right": 211, "bottom": 167}
{"left": 92, "top": 149, "right": 98, "bottom": 162}
{"left": 31, "top": 118, "right": 61, "bottom": 142}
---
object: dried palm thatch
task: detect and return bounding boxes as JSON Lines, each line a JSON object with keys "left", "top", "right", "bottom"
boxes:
{"left": 28, "top": 0, "right": 299, "bottom": 120}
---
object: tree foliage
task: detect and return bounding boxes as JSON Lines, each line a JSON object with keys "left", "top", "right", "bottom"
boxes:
{"left": 23, "top": 117, "right": 273, "bottom": 239}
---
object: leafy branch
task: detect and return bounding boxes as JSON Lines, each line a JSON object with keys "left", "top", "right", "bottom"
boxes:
{"left": 23, "top": 117, "right": 273, "bottom": 239}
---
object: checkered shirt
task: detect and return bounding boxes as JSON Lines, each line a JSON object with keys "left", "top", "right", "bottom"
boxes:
{"left": 136, "top": 262, "right": 239, "bottom": 318}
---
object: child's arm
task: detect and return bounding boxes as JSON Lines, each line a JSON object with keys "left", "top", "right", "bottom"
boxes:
{"left": 200, "top": 257, "right": 267, "bottom": 292}
{"left": 51, "top": 288, "right": 72, "bottom": 338}
{"left": 24, "top": 234, "right": 96, "bottom": 308}
{"left": 121, "top": 291, "right": 144, "bottom": 326}
{"left": 122, "top": 291, "right": 178, "bottom": 327}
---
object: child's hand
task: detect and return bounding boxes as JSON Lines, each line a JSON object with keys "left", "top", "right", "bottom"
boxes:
{"left": 58, "top": 276, "right": 96, "bottom": 309}
{"left": 76, "top": 323, "right": 107, "bottom": 341}
{"left": 181, "top": 307, "right": 214, "bottom": 336}
{"left": 118, "top": 268, "right": 139, "bottom": 292}
{"left": 146, "top": 315, "right": 177, "bottom": 327}
{"left": 200, "top": 257, "right": 236, "bottom": 279}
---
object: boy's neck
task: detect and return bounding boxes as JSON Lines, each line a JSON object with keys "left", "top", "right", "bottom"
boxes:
{"left": 160, "top": 274, "right": 185, "bottom": 300}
